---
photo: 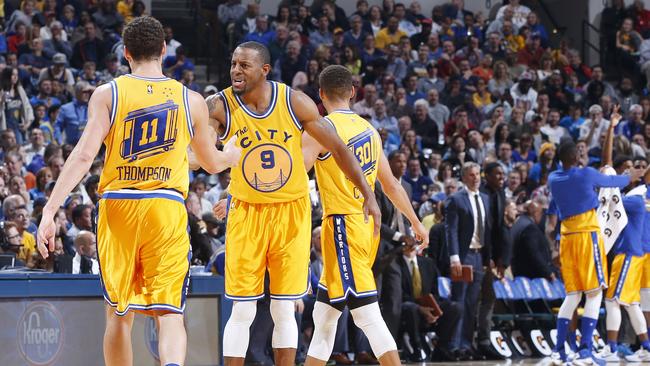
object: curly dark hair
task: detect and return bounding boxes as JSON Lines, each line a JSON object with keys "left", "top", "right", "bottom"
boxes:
{"left": 122, "top": 16, "right": 164, "bottom": 61}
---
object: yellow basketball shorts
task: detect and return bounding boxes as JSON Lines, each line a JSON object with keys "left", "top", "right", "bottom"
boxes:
{"left": 641, "top": 253, "right": 650, "bottom": 291}
{"left": 224, "top": 195, "right": 311, "bottom": 300}
{"left": 318, "top": 214, "right": 380, "bottom": 303}
{"left": 606, "top": 253, "right": 643, "bottom": 305}
{"left": 97, "top": 189, "right": 190, "bottom": 316}
{"left": 559, "top": 230, "right": 608, "bottom": 294}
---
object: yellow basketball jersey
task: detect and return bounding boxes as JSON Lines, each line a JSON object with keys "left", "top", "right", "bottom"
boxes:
{"left": 220, "top": 81, "right": 308, "bottom": 203}
{"left": 315, "top": 110, "right": 381, "bottom": 217}
{"left": 98, "top": 74, "right": 193, "bottom": 197}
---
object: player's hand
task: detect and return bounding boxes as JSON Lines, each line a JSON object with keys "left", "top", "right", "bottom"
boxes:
{"left": 450, "top": 261, "right": 462, "bottom": 278}
{"left": 213, "top": 199, "right": 228, "bottom": 220}
{"left": 610, "top": 104, "right": 622, "bottom": 128}
{"left": 36, "top": 215, "right": 56, "bottom": 259}
{"left": 222, "top": 135, "right": 241, "bottom": 168}
{"left": 363, "top": 194, "right": 381, "bottom": 237}
{"left": 411, "top": 221, "right": 429, "bottom": 250}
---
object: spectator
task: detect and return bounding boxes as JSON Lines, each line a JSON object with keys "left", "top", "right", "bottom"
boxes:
{"left": 370, "top": 98, "right": 398, "bottom": 135}
{"left": 7, "top": 0, "right": 39, "bottom": 32}
{"left": 385, "top": 44, "right": 407, "bottom": 85}
{"left": 496, "top": 0, "right": 531, "bottom": 29}
{"left": 0, "top": 67, "right": 34, "bottom": 145}
{"left": 272, "top": 40, "right": 306, "bottom": 85}
{"left": 529, "top": 142, "right": 558, "bottom": 187}
{"left": 397, "top": 243, "right": 462, "bottom": 362}
{"left": 71, "top": 21, "right": 106, "bottom": 69}
{"left": 375, "top": 16, "right": 406, "bottom": 50}
{"left": 510, "top": 71, "right": 537, "bottom": 113}
{"left": 352, "top": 84, "right": 377, "bottom": 117}
{"left": 84, "top": 174, "right": 101, "bottom": 206}
{"left": 55, "top": 81, "right": 93, "bottom": 145}
{"left": 616, "top": 17, "right": 642, "bottom": 73}
{"left": 233, "top": 3, "right": 260, "bottom": 43}
{"left": 39, "top": 53, "right": 75, "bottom": 95}
{"left": 516, "top": 33, "right": 544, "bottom": 69}
{"left": 487, "top": 60, "right": 513, "bottom": 99}
{"left": 426, "top": 89, "right": 449, "bottom": 134}
{"left": 30, "top": 79, "right": 61, "bottom": 108}
{"left": 540, "top": 109, "right": 570, "bottom": 145}
{"left": 72, "top": 231, "right": 99, "bottom": 274}
{"left": 309, "top": 15, "right": 333, "bottom": 49}
{"left": 511, "top": 198, "right": 556, "bottom": 279}
{"left": 204, "top": 171, "right": 231, "bottom": 205}
{"left": 218, "top": 0, "right": 246, "bottom": 28}
{"left": 403, "top": 74, "right": 424, "bottom": 106}
{"left": 11, "top": 204, "right": 36, "bottom": 263}
{"left": 99, "top": 53, "right": 127, "bottom": 82}
{"left": 92, "top": 0, "right": 124, "bottom": 32}
{"left": 616, "top": 77, "right": 640, "bottom": 114}
{"left": 616, "top": 103, "right": 645, "bottom": 140}
{"left": 403, "top": 156, "right": 434, "bottom": 206}
{"left": 268, "top": 25, "right": 289, "bottom": 65}
{"left": 21, "top": 128, "right": 46, "bottom": 166}
{"left": 163, "top": 46, "right": 194, "bottom": 81}
{"left": 411, "top": 99, "right": 438, "bottom": 149}
{"left": 0, "top": 221, "right": 26, "bottom": 266}
{"left": 242, "top": 15, "right": 275, "bottom": 47}
{"left": 162, "top": 25, "right": 182, "bottom": 58}
{"left": 66, "top": 203, "right": 93, "bottom": 242}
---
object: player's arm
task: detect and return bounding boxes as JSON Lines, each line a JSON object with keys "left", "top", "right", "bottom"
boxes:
{"left": 376, "top": 149, "right": 429, "bottom": 247}
{"left": 188, "top": 91, "right": 240, "bottom": 174}
{"left": 38, "top": 84, "right": 113, "bottom": 257}
{"left": 602, "top": 105, "right": 620, "bottom": 167}
{"left": 301, "top": 132, "right": 326, "bottom": 171}
{"left": 293, "top": 90, "right": 381, "bottom": 235}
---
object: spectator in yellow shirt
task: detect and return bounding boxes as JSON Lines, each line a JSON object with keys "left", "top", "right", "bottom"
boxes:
{"left": 117, "top": 0, "right": 134, "bottom": 23}
{"left": 9, "top": 205, "right": 35, "bottom": 262}
{"left": 375, "top": 16, "right": 407, "bottom": 51}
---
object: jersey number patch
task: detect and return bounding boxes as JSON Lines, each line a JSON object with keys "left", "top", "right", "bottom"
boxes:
{"left": 120, "top": 100, "right": 179, "bottom": 162}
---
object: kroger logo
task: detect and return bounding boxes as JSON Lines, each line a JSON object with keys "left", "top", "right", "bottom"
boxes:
{"left": 17, "top": 302, "right": 64, "bottom": 365}
{"left": 145, "top": 316, "right": 160, "bottom": 360}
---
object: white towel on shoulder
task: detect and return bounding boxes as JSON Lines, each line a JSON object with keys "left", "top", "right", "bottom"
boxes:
{"left": 597, "top": 167, "right": 628, "bottom": 253}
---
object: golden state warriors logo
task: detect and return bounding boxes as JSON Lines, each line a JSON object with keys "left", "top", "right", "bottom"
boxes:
{"left": 242, "top": 143, "right": 292, "bottom": 192}
{"left": 120, "top": 100, "right": 178, "bottom": 162}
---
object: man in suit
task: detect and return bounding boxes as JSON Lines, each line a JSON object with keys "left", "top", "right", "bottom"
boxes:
{"left": 445, "top": 162, "right": 491, "bottom": 360}
{"left": 477, "top": 162, "right": 509, "bottom": 359}
{"left": 398, "top": 245, "right": 462, "bottom": 362}
{"left": 375, "top": 150, "right": 418, "bottom": 339}
{"left": 511, "top": 198, "right": 557, "bottom": 280}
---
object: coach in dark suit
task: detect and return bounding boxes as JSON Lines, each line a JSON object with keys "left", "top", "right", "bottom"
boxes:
{"left": 398, "top": 247, "right": 461, "bottom": 362}
{"left": 511, "top": 199, "right": 556, "bottom": 280}
{"left": 445, "top": 162, "right": 491, "bottom": 359}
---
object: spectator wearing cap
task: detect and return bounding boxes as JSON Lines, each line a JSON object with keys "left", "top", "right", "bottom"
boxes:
{"left": 66, "top": 203, "right": 92, "bottom": 242}
{"left": 30, "top": 79, "right": 61, "bottom": 108}
{"left": 528, "top": 142, "right": 557, "bottom": 187}
{"left": 71, "top": 21, "right": 106, "bottom": 70}
{"left": 163, "top": 46, "right": 195, "bottom": 81}
{"left": 55, "top": 81, "right": 93, "bottom": 145}
{"left": 344, "top": 15, "right": 368, "bottom": 50}
{"left": 39, "top": 53, "right": 75, "bottom": 94}
{"left": 410, "top": 17, "right": 433, "bottom": 49}
{"left": 510, "top": 71, "right": 538, "bottom": 112}
{"left": 242, "top": 15, "right": 275, "bottom": 46}
{"left": 616, "top": 103, "right": 645, "bottom": 140}
{"left": 309, "top": 15, "right": 333, "bottom": 49}
{"left": 375, "top": 16, "right": 407, "bottom": 50}
{"left": 516, "top": 32, "right": 544, "bottom": 69}
{"left": 330, "top": 27, "right": 346, "bottom": 56}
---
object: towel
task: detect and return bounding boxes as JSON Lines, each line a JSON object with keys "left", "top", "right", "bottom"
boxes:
{"left": 597, "top": 167, "right": 628, "bottom": 253}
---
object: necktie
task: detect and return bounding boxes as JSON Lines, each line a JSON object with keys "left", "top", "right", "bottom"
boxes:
{"left": 411, "top": 258, "right": 422, "bottom": 298}
{"left": 475, "top": 194, "right": 484, "bottom": 244}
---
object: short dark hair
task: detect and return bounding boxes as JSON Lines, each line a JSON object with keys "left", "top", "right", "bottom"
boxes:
{"left": 558, "top": 141, "right": 577, "bottom": 163}
{"left": 388, "top": 150, "right": 405, "bottom": 162}
{"left": 319, "top": 65, "right": 353, "bottom": 101}
{"left": 122, "top": 16, "right": 165, "bottom": 61}
{"left": 484, "top": 162, "right": 502, "bottom": 175}
{"left": 613, "top": 155, "right": 632, "bottom": 170}
{"left": 237, "top": 41, "right": 271, "bottom": 65}
{"left": 72, "top": 204, "right": 90, "bottom": 223}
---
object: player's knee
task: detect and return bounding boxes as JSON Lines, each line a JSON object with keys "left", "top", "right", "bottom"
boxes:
{"left": 229, "top": 300, "right": 257, "bottom": 325}
{"left": 350, "top": 302, "right": 382, "bottom": 329}
{"left": 312, "top": 301, "right": 341, "bottom": 328}
{"left": 269, "top": 299, "right": 295, "bottom": 323}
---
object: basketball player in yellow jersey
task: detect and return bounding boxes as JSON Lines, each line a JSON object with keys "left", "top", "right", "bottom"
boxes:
{"left": 36, "top": 16, "right": 240, "bottom": 366}
{"left": 206, "top": 41, "right": 381, "bottom": 366}
{"left": 300, "top": 65, "right": 428, "bottom": 366}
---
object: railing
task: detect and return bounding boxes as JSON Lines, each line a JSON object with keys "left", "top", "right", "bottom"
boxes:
{"left": 582, "top": 20, "right": 604, "bottom": 66}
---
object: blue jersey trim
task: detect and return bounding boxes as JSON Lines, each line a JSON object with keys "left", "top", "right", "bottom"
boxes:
{"left": 102, "top": 191, "right": 185, "bottom": 204}
{"left": 109, "top": 80, "right": 117, "bottom": 126}
{"left": 182, "top": 86, "right": 194, "bottom": 138}
{"left": 286, "top": 86, "right": 303, "bottom": 131}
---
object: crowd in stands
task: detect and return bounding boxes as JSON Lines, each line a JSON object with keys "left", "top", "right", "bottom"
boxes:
{"left": 3, "top": 0, "right": 650, "bottom": 363}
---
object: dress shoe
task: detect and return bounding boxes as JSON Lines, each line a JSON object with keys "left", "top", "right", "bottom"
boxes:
{"left": 453, "top": 349, "right": 470, "bottom": 361}
{"left": 432, "top": 347, "right": 459, "bottom": 362}
{"left": 466, "top": 347, "right": 486, "bottom": 361}
{"left": 408, "top": 347, "right": 427, "bottom": 362}
{"left": 478, "top": 343, "right": 505, "bottom": 360}
{"left": 355, "top": 351, "right": 379, "bottom": 364}
{"left": 330, "top": 353, "right": 353, "bottom": 365}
